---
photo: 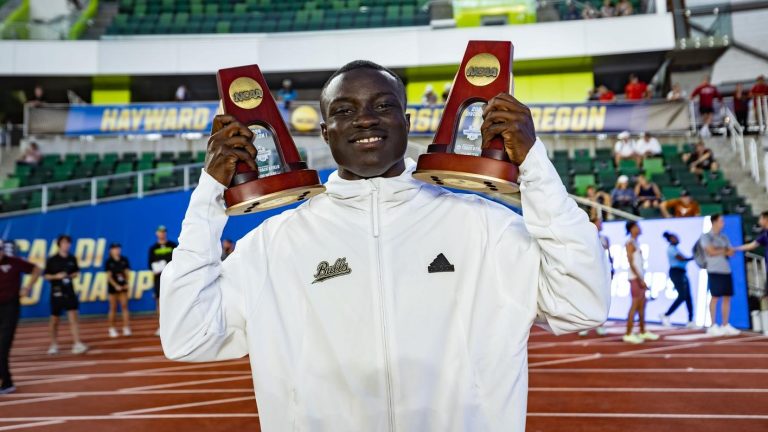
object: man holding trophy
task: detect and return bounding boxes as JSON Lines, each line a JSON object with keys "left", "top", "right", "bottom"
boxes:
{"left": 160, "top": 42, "right": 610, "bottom": 431}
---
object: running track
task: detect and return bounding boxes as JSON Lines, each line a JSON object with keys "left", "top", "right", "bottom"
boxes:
{"left": 2, "top": 316, "right": 767, "bottom": 431}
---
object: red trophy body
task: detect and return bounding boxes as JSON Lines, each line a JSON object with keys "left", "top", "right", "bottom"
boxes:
{"left": 413, "top": 41, "right": 519, "bottom": 194}
{"left": 216, "top": 65, "right": 325, "bottom": 215}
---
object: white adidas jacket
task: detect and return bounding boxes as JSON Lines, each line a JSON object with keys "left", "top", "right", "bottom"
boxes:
{"left": 160, "top": 139, "right": 611, "bottom": 432}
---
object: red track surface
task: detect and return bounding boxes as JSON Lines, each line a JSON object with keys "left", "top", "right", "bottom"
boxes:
{"left": 2, "top": 316, "right": 767, "bottom": 431}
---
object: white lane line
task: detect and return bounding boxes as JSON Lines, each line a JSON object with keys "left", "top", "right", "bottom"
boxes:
{"left": 530, "top": 368, "right": 768, "bottom": 373}
{"left": 0, "top": 414, "right": 259, "bottom": 421}
{"left": 2, "top": 390, "right": 254, "bottom": 396}
{"left": 119, "top": 375, "right": 252, "bottom": 392}
{"left": 13, "top": 362, "right": 97, "bottom": 373}
{"left": 0, "top": 395, "right": 76, "bottom": 407}
{"left": 123, "top": 359, "right": 250, "bottom": 375}
{"left": 111, "top": 395, "right": 256, "bottom": 416}
{"left": 14, "top": 376, "right": 88, "bottom": 386}
{"left": 715, "top": 334, "right": 768, "bottom": 344}
{"left": 0, "top": 421, "right": 66, "bottom": 431}
{"left": 15, "top": 371, "right": 246, "bottom": 379}
{"left": 529, "top": 354, "right": 602, "bottom": 367}
{"left": 617, "top": 342, "right": 703, "bottom": 356}
{"left": 527, "top": 412, "right": 768, "bottom": 420}
{"left": 529, "top": 353, "right": 768, "bottom": 358}
{"left": 529, "top": 387, "right": 768, "bottom": 393}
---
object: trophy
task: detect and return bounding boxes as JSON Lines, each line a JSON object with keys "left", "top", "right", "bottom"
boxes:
{"left": 413, "top": 41, "right": 519, "bottom": 194}
{"left": 216, "top": 65, "right": 325, "bottom": 215}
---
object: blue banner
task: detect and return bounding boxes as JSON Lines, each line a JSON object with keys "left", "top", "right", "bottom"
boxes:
{"left": 64, "top": 102, "right": 219, "bottom": 136}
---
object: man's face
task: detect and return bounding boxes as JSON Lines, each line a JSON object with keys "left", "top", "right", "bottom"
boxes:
{"left": 321, "top": 68, "right": 410, "bottom": 180}
{"left": 59, "top": 239, "right": 71, "bottom": 254}
{"left": 759, "top": 215, "right": 768, "bottom": 229}
{"left": 681, "top": 195, "right": 692, "bottom": 205}
{"left": 712, "top": 217, "right": 725, "bottom": 231}
{"left": 110, "top": 247, "right": 121, "bottom": 258}
{"left": 156, "top": 230, "right": 167, "bottom": 242}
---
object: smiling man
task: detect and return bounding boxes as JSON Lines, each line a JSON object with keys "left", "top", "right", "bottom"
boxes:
{"left": 160, "top": 60, "right": 610, "bottom": 431}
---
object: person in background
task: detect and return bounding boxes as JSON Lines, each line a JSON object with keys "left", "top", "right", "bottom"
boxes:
{"left": 611, "top": 175, "right": 636, "bottom": 214}
{"left": 600, "top": 0, "right": 616, "bottom": 17}
{"left": 277, "top": 79, "right": 297, "bottom": 110}
{"left": 105, "top": 243, "right": 131, "bottom": 338}
{"left": 174, "top": 85, "right": 189, "bottom": 102}
{"left": 27, "top": 85, "right": 46, "bottom": 107}
{"left": 221, "top": 239, "right": 235, "bottom": 261}
{"left": 616, "top": 0, "right": 633, "bottom": 15}
{"left": 0, "top": 239, "right": 41, "bottom": 394}
{"left": 44, "top": 235, "right": 88, "bottom": 355}
{"left": 614, "top": 131, "right": 638, "bottom": 167}
{"left": 701, "top": 214, "right": 740, "bottom": 336}
{"left": 749, "top": 75, "right": 768, "bottom": 107}
{"left": 635, "top": 132, "right": 661, "bottom": 158}
{"left": 732, "top": 83, "right": 749, "bottom": 129}
{"left": 441, "top": 83, "right": 451, "bottom": 103}
{"left": 585, "top": 185, "right": 613, "bottom": 221}
{"left": 579, "top": 217, "right": 613, "bottom": 337}
{"left": 624, "top": 74, "right": 647, "bottom": 101}
{"left": 17, "top": 142, "right": 42, "bottom": 166}
{"left": 666, "top": 83, "right": 686, "bottom": 101}
{"left": 660, "top": 232, "right": 695, "bottom": 328}
{"left": 562, "top": 2, "right": 580, "bottom": 20}
{"left": 660, "top": 190, "right": 701, "bottom": 218}
{"left": 684, "top": 140, "right": 719, "bottom": 174}
{"left": 422, "top": 84, "right": 438, "bottom": 106}
{"left": 734, "top": 210, "right": 768, "bottom": 297}
{"left": 582, "top": 2, "right": 600, "bottom": 19}
{"left": 149, "top": 226, "right": 177, "bottom": 336}
{"left": 644, "top": 84, "right": 654, "bottom": 100}
{"left": 690, "top": 75, "right": 722, "bottom": 137}
{"left": 624, "top": 221, "right": 659, "bottom": 343}
{"left": 597, "top": 85, "right": 616, "bottom": 102}
{"left": 634, "top": 174, "right": 661, "bottom": 209}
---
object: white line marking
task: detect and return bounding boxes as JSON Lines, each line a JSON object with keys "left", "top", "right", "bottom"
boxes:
{"left": 617, "top": 342, "right": 703, "bottom": 356}
{"left": 0, "top": 395, "right": 76, "bottom": 407}
{"left": 0, "top": 414, "right": 259, "bottom": 421}
{"left": 122, "top": 359, "right": 250, "bottom": 375}
{"left": 529, "top": 387, "right": 768, "bottom": 393}
{"left": 2, "top": 390, "right": 254, "bottom": 396}
{"left": 16, "top": 371, "right": 247, "bottom": 379}
{"left": 714, "top": 334, "right": 768, "bottom": 344}
{"left": 527, "top": 412, "right": 768, "bottom": 420}
{"left": 530, "top": 368, "right": 768, "bottom": 373}
{"left": 119, "top": 375, "right": 252, "bottom": 392}
{"left": 111, "top": 395, "right": 256, "bottom": 415}
{"left": 0, "top": 421, "right": 66, "bottom": 431}
{"left": 14, "top": 376, "right": 88, "bottom": 386}
{"left": 529, "top": 354, "right": 602, "bottom": 367}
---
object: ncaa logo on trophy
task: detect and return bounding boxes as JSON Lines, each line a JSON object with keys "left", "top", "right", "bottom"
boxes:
{"left": 413, "top": 41, "right": 519, "bottom": 194}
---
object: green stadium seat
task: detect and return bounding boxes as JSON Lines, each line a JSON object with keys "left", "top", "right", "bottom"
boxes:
{"left": 661, "top": 186, "right": 682, "bottom": 199}
{"left": 700, "top": 203, "right": 724, "bottom": 216}
{"left": 618, "top": 159, "right": 637, "bottom": 170}
{"left": 642, "top": 157, "right": 665, "bottom": 177}
{"left": 639, "top": 207, "right": 661, "bottom": 219}
{"left": 573, "top": 174, "right": 596, "bottom": 196}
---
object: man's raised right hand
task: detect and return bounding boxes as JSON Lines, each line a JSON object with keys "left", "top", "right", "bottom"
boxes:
{"left": 205, "top": 114, "right": 258, "bottom": 187}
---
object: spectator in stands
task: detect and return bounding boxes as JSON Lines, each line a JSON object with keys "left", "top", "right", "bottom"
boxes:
{"left": 585, "top": 185, "right": 613, "bottom": 220}
{"left": 149, "top": 226, "right": 177, "bottom": 336}
{"left": 660, "top": 232, "right": 695, "bottom": 328}
{"left": 660, "top": 190, "right": 701, "bottom": 218}
{"left": 422, "top": 84, "right": 438, "bottom": 106}
{"left": 644, "top": 84, "right": 655, "bottom": 99}
{"left": 624, "top": 74, "right": 648, "bottom": 101}
{"left": 582, "top": 2, "right": 600, "bottom": 19}
{"left": 0, "top": 239, "right": 41, "bottom": 394}
{"left": 441, "top": 83, "right": 451, "bottom": 103}
{"left": 684, "top": 140, "right": 718, "bottom": 174}
{"left": 597, "top": 85, "right": 616, "bottom": 102}
{"left": 600, "top": 0, "right": 616, "bottom": 17}
{"left": 611, "top": 175, "right": 636, "bottom": 214}
{"left": 587, "top": 87, "right": 600, "bottom": 101}
{"left": 690, "top": 75, "right": 722, "bottom": 137}
{"left": 562, "top": 2, "right": 580, "bottom": 20}
{"left": 174, "top": 85, "right": 189, "bottom": 102}
{"left": 614, "top": 131, "right": 638, "bottom": 167}
{"left": 624, "top": 221, "right": 659, "bottom": 344}
{"left": 734, "top": 211, "right": 768, "bottom": 293}
{"left": 733, "top": 83, "right": 749, "bottom": 128}
{"left": 666, "top": 83, "right": 686, "bottom": 101}
{"left": 536, "top": 0, "right": 561, "bottom": 22}
{"left": 221, "top": 239, "right": 235, "bottom": 261}
{"left": 27, "top": 85, "right": 46, "bottom": 107}
{"left": 635, "top": 132, "right": 661, "bottom": 158}
{"left": 634, "top": 174, "right": 661, "bottom": 208}
{"left": 749, "top": 75, "right": 768, "bottom": 100}
{"left": 701, "top": 214, "right": 740, "bottom": 336}
{"left": 44, "top": 235, "right": 88, "bottom": 355}
{"left": 277, "top": 79, "right": 298, "bottom": 110}
{"left": 17, "top": 142, "right": 42, "bottom": 166}
{"left": 616, "top": 0, "right": 634, "bottom": 15}
{"left": 105, "top": 243, "right": 131, "bottom": 338}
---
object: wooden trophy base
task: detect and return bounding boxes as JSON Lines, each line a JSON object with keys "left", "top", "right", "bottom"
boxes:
{"left": 224, "top": 169, "right": 325, "bottom": 215}
{"left": 413, "top": 153, "right": 519, "bottom": 194}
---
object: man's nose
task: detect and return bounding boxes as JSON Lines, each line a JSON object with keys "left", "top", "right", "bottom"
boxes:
{"left": 352, "top": 108, "right": 380, "bottom": 128}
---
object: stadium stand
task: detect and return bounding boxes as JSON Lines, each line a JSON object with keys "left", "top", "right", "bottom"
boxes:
{"left": 105, "top": 0, "right": 431, "bottom": 35}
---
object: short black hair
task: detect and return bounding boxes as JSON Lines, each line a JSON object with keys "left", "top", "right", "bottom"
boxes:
{"left": 625, "top": 220, "right": 638, "bottom": 234}
{"left": 319, "top": 60, "right": 407, "bottom": 119}
{"left": 56, "top": 234, "right": 72, "bottom": 246}
{"left": 760, "top": 210, "right": 768, "bottom": 219}
{"left": 662, "top": 231, "right": 677, "bottom": 242}
{"left": 710, "top": 213, "right": 723, "bottom": 223}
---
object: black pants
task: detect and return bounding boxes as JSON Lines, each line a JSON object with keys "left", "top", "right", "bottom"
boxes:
{"left": 665, "top": 268, "right": 693, "bottom": 321}
{"left": 0, "top": 300, "right": 21, "bottom": 387}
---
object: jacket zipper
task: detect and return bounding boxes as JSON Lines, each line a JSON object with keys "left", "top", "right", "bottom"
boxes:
{"left": 371, "top": 183, "right": 394, "bottom": 432}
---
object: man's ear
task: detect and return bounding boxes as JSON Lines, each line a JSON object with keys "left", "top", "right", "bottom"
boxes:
{"left": 404, "top": 113, "right": 411, "bottom": 135}
{"left": 320, "top": 122, "right": 329, "bottom": 145}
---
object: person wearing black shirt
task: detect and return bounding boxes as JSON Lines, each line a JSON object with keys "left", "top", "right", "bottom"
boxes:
{"left": 148, "top": 225, "right": 177, "bottom": 336}
{"left": 105, "top": 243, "right": 132, "bottom": 338}
{"left": 0, "top": 239, "right": 41, "bottom": 394}
{"left": 43, "top": 235, "right": 88, "bottom": 355}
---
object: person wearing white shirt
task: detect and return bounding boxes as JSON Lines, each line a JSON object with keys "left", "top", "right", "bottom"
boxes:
{"left": 614, "top": 130, "right": 639, "bottom": 167}
{"left": 635, "top": 132, "right": 661, "bottom": 158}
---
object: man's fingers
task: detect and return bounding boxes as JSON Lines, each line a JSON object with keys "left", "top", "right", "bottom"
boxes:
{"left": 226, "top": 136, "right": 258, "bottom": 160}
{"left": 482, "top": 93, "right": 528, "bottom": 117}
{"left": 224, "top": 147, "right": 258, "bottom": 172}
{"left": 480, "top": 123, "right": 511, "bottom": 149}
{"left": 211, "top": 114, "right": 237, "bottom": 135}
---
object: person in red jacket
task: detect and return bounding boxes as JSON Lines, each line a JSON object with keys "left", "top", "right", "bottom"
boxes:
{"left": 749, "top": 75, "right": 768, "bottom": 121}
{"left": 624, "top": 74, "right": 647, "bottom": 101}
{"left": 597, "top": 85, "right": 615, "bottom": 102}
{"left": 690, "top": 75, "right": 722, "bottom": 137}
